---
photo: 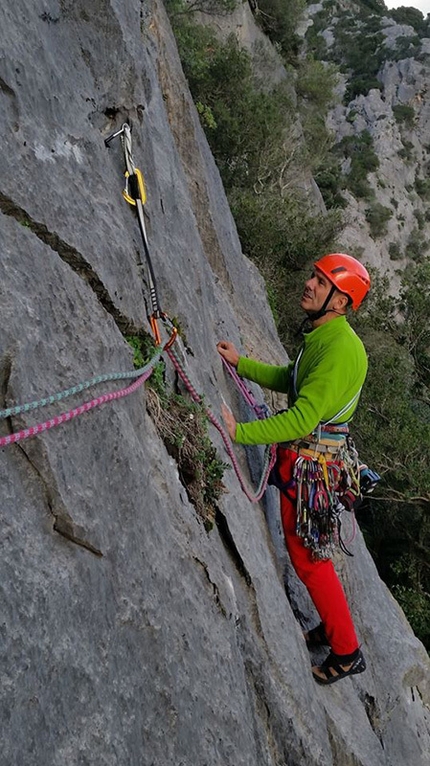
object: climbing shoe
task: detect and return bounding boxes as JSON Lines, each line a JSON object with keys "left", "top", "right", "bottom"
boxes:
{"left": 312, "top": 649, "right": 366, "bottom": 685}
{"left": 304, "top": 622, "right": 329, "bottom": 649}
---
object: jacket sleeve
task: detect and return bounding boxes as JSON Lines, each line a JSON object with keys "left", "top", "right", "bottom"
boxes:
{"left": 237, "top": 356, "right": 292, "bottom": 393}
{"left": 235, "top": 344, "right": 366, "bottom": 445}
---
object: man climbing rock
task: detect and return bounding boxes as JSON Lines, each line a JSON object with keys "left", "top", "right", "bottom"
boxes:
{"left": 217, "top": 253, "right": 370, "bottom": 685}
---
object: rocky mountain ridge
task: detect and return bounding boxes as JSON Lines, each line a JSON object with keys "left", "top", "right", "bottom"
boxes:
{"left": 305, "top": 0, "right": 430, "bottom": 275}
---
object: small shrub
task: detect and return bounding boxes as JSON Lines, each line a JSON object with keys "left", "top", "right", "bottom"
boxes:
{"left": 392, "top": 104, "right": 415, "bottom": 128}
{"left": 414, "top": 209, "right": 425, "bottom": 230}
{"left": 365, "top": 202, "right": 392, "bottom": 237}
{"left": 397, "top": 140, "right": 414, "bottom": 162}
{"left": 415, "top": 177, "right": 430, "bottom": 200}
{"left": 388, "top": 242, "right": 402, "bottom": 261}
{"left": 253, "top": 0, "right": 306, "bottom": 62}
{"left": 405, "top": 229, "right": 429, "bottom": 262}
{"left": 229, "top": 187, "right": 343, "bottom": 272}
{"left": 146, "top": 390, "right": 229, "bottom": 530}
{"left": 391, "top": 585, "right": 430, "bottom": 647}
{"left": 336, "top": 131, "right": 379, "bottom": 199}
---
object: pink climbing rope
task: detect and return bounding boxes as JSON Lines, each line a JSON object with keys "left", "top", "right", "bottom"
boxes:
{"left": 0, "top": 368, "right": 154, "bottom": 449}
{"left": 166, "top": 347, "right": 276, "bottom": 503}
{"left": 221, "top": 357, "right": 265, "bottom": 416}
{"left": 0, "top": 334, "right": 275, "bottom": 503}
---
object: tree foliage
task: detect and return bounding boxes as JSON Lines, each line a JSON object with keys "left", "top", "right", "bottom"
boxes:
{"left": 390, "top": 5, "right": 429, "bottom": 36}
{"left": 253, "top": 0, "right": 306, "bottom": 62}
{"left": 335, "top": 130, "right": 379, "bottom": 199}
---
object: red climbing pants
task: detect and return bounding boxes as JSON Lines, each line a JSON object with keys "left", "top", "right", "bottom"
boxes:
{"left": 277, "top": 446, "right": 359, "bottom": 656}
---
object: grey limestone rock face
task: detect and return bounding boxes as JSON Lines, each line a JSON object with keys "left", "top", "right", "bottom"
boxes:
{"left": 0, "top": 1, "right": 429, "bottom": 765}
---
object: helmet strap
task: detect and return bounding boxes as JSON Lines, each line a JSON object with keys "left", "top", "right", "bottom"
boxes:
{"left": 305, "top": 284, "right": 336, "bottom": 322}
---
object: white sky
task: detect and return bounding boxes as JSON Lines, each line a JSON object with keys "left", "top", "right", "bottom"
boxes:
{"left": 384, "top": 0, "right": 430, "bottom": 16}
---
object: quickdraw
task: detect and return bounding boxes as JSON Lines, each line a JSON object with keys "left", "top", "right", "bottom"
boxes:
{"left": 105, "top": 122, "right": 176, "bottom": 350}
{"left": 294, "top": 454, "right": 342, "bottom": 559}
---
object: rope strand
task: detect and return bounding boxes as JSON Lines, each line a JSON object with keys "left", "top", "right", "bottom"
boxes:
{"left": 0, "top": 354, "right": 161, "bottom": 448}
{"left": 167, "top": 346, "right": 276, "bottom": 503}
{"left": 0, "top": 349, "right": 163, "bottom": 421}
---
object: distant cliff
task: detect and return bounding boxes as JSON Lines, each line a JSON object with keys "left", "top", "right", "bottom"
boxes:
{"left": 0, "top": 1, "right": 429, "bottom": 765}
{"left": 303, "top": 0, "right": 430, "bottom": 275}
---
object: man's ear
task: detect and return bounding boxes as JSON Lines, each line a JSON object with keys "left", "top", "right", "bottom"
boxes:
{"left": 332, "top": 291, "right": 349, "bottom": 313}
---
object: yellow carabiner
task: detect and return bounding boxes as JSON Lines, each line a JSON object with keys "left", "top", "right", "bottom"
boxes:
{"left": 318, "top": 453, "right": 329, "bottom": 487}
{"left": 122, "top": 167, "right": 147, "bottom": 206}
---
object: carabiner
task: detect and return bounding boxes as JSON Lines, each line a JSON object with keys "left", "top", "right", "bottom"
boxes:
{"left": 150, "top": 315, "right": 162, "bottom": 347}
{"left": 122, "top": 168, "right": 147, "bottom": 206}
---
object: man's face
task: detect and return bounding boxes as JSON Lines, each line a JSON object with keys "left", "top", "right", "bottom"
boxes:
{"left": 300, "top": 268, "right": 333, "bottom": 314}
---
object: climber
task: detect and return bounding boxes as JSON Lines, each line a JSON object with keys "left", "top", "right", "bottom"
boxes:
{"left": 217, "top": 253, "right": 371, "bottom": 685}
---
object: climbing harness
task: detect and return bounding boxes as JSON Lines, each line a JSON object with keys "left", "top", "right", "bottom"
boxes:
{"left": 264, "top": 343, "right": 375, "bottom": 559}
{"left": 280, "top": 429, "right": 357, "bottom": 559}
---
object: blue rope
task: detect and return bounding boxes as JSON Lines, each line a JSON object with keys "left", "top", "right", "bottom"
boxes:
{"left": 0, "top": 347, "right": 164, "bottom": 420}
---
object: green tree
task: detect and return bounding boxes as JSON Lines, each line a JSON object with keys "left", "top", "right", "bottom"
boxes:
{"left": 390, "top": 5, "right": 429, "bottom": 35}
{"left": 393, "top": 104, "right": 415, "bottom": 128}
{"left": 336, "top": 131, "right": 379, "bottom": 199}
{"left": 253, "top": 0, "right": 306, "bottom": 62}
{"left": 365, "top": 201, "right": 392, "bottom": 238}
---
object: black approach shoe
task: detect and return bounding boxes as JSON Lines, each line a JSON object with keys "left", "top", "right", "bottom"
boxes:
{"left": 312, "top": 649, "right": 366, "bottom": 685}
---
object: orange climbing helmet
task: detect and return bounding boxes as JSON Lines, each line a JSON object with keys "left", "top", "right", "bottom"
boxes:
{"left": 314, "top": 253, "right": 371, "bottom": 310}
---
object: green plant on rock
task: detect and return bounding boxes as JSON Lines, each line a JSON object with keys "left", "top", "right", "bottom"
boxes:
{"left": 165, "top": 0, "right": 237, "bottom": 15}
{"left": 229, "top": 186, "right": 343, "bottom": 274}
{"left": 169, "top": 18, "right": 294, "bottom": 190}
{"left": 414, "top": 210, "right": 425, "bottom": 230}
{"left": 365, "top": 202, "right": 392, "bottom": 238}
{"left": 391, "top": 583, "right": 430, "bottom": 647}
{"left": 126, "top": 335, "right": 167, "bottom": 400}
{"left": 405, "top": 228, "right": 429, "bottom": 263}
{"left": 252, "top": 0, "right": 306, "bottom": 63}
{"left": 146, "top": 390, "right": 229, "bottom": 530}
{"left": 392, "top": 104, "right": 415, "bottom": 129}
{"left": 336, "top": 131, "right": 379, "bottom": 200}
{"left": 296, "top": 56, "right": 343, "bottom": 201}
{"left": 388, "top": 242, "right": 402, "bottom": 261}
{"left": 415, "top": 177, "right": 430, "bottom": 200}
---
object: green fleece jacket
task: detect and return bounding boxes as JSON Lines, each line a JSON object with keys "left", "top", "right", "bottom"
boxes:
{"left": 235, "top": 316, "right": 368, "bottom": 445}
